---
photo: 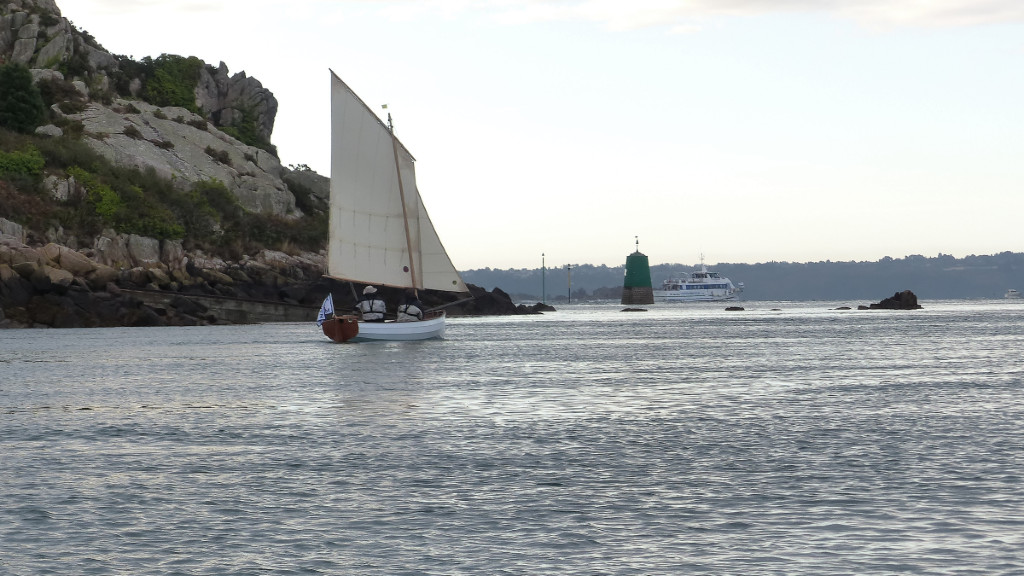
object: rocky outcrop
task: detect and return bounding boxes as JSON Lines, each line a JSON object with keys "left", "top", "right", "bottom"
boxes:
{"left": 2, "top": 0, "right": 299, "bottom": 217}
{"left": 197, "top": 62, "right": 278, "bottom": 143}
{"left": 0, "top": 218, "right": 26, "bottom": 242}
{"left": 0, "top": 232, "right": 329, "bottom": 328}
{"left": 1, "top": 230, "right": 529, "bottom": 328}
{"left": 53, "top": 100, "right": 297, "bottom": 215}
{"left": 865, "top": 290, "right": 923, "bottom": 310}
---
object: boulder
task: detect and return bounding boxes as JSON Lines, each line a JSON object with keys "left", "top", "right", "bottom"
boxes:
{"left": 34, "top": 124, "right": 63, "bottom": 137}
{"left": 43, "top": 175, "right": 73, "bottom": 200}
{"left": 12, "top": 260, "right": 40, "bottom": 280}
{"left": 0, "top": 238, "right": 47, "bottom": 267}
{"left": 85, "top": 265, "right": 119, "bottom": 291}
{"left": 170, "top": 268, "right": 193, "bottom": 286}
{"left": 1, "top": 218, "right": 26, "bottom": 241}
{"left": 147, "top": 268, "right": 172, "bottom": 287}
{"left": 26, "top": 293, "right": 85, "bottom": 329}
{"left": 93, "top": 230, "right": 131, "bottom": 268}
{"left": 124, "top": 267, "right": 151, "bottom": 287}
{"left": 0, "top": 263, "right": 33, "bottom": 308}
{"left": 868, "top": 290, "right": 923, "bottom": 310}
{"left": 126, "top": 234, "right": 161, "bottom": 267}
{"left": 40, "top": 243, "right": 97, "bottom": 276}
{"left": 11, "top": 37, "right": 35, "bottom": 65}
{"left": 199, "top": 268, "right": 234, "bottom": 286}
{"left": 161, "top": 240, "right": 186, "bottom": 272}
{"left": 38, "top": 264, "right": 74, "bottom": 292}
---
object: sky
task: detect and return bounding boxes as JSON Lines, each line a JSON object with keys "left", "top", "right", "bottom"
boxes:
{"left": 62, "top": 1, "right": 1024, "bottom": 270}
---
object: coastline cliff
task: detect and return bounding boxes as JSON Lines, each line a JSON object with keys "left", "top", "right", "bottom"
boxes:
{"left": 0, "top": 0, "right": 519, "bottom": 328}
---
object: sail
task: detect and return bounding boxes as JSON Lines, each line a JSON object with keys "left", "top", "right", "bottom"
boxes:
{"left": 327, "top": 71, "right": 468, "bottom": 293}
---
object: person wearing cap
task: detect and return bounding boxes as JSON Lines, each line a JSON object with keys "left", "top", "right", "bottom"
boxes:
{"left": 355, "top": 285, "right": 386, "bottom": 321}
{"left": 397, "top": 289, "right": 424, "bottom": 322}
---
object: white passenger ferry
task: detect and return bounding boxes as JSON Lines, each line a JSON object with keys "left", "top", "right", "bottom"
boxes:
{"left": 653, "top": 261, "right": 742, "bottom": 302}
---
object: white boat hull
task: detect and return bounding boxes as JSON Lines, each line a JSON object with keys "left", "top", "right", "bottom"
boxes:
{"left": 350, "top": 311, "right": 447, "bottom": 342}
{"left": 653, "top": 290, "right": 738, "bottom": 303}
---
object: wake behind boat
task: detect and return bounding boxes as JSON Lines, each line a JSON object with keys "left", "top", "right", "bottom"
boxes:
{"left": 653, "top": 259, "right": 742, "bottom": 302}
{"left": 317, "top": 71, "right": 470, "bottom": 342}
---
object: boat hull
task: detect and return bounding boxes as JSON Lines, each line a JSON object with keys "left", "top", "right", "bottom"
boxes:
{"left": 653, "top": 290, "right": 738, "bottom": 303}
{"left": 322, "top": 311, "right": 446, "bottom": 343}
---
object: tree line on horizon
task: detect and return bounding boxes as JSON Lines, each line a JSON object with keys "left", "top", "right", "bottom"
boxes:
{"left": 461, "top": 252, "right": 1024, "bottom": 302}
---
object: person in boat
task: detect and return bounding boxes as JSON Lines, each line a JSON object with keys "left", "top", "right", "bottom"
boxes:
{"left": 397, "top": 289, "right": 424, "bottom": 322}
{"left": 355, "top": 285, "right": 386, "bottom": 321}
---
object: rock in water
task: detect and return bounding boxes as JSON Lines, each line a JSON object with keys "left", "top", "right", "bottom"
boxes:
{"left": 868, "top": 290, "right": 922, "bottom": 310}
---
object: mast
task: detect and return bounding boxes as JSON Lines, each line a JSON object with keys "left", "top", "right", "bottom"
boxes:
{"left": 389, "top": 109, "right": 420, "bottom": 291}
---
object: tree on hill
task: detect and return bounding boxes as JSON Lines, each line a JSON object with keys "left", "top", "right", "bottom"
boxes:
{"left": 0, "top": 63, "right": 46, "bottom": 134}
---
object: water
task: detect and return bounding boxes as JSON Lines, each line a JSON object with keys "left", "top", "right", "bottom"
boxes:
{"left": 2, "top": 300, "right": 1023, "bottom": 575}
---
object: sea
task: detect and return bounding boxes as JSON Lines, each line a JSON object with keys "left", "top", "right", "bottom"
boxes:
{"left": 2, "top": 299, "right": 1022, "bottom": 575}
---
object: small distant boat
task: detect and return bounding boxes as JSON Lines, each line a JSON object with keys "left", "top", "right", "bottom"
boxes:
{"left": 1005, "top": 289, "right": 1021, "bottom": 299}
{"left": 653, "top": 258, "right": 742, "bottom": 302}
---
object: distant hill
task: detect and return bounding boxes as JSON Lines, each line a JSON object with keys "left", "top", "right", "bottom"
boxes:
{"left": 462, "top": 252, "right": 1024, "bottom": 302}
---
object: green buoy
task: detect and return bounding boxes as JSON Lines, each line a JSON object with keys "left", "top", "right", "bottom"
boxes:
{"left": 621, "top": 236, "right": 654, "bottom": 305}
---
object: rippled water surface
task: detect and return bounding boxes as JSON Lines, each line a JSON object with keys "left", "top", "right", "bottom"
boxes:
{"left": 2, "top": 300, "right": 1023, "bottom": 575}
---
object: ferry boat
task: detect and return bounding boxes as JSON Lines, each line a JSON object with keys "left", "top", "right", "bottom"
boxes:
{"left": 653, "top": 261, "right": 742, "bottom": 302}
{"left": 1005, "top": 289, "right": 1021, "bottom": 299}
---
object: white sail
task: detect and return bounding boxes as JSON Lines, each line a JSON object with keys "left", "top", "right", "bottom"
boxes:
{"left": 328, "top": 71, "right": 468, "bottom": 293}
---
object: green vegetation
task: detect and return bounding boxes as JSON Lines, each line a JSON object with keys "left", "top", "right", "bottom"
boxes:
{"left": 0, "top": 127, "right": 327, "bottom": 257}
{"left": 141, "top": 54, "right": 204, "bottom": 112}
{"left": 218, "top": 107, "right": 278, "bottom": 157}
{"left": 36, "top": 75, "right": 87, "bottom": 117}
{"left": 0, "top": 63, "right": 46, "bottom": 133}
{"left": 0, "top": 146, "right": 46, "bottom": 178}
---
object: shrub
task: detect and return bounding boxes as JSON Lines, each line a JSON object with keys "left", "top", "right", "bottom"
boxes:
{"left": 51, "top": 117, "right": 85, "bottom": 140}
{"left": 58, "top": 100, "right": 87, "bottom": 115}
{"left": 217, "top": 106, "right": 277, "bottom": 157}
{"left": 31, "top": 131, "right": 104, "bottom": 169}
{"left": 205, "top": 146, "right": 231, "bottom": 166}
{"left": 142, "top": 54, "right": 203, "bottom": 112}
{"left": 0, "top": 63, "right": 46, "bottom": 133}
{"left": 111, "top": 54, "right": 148, "bottom": 98}
{"left": 36, "top": 76, "right": 87, "bottom": 122}
{"left": 124, "top": 124, "right": 143, "bottom": 139}
{"left": 0, "top": 146, "right": 46, "bottom": 178}
{"left": 66, "top": 165, "right": 185, "bottom": 239}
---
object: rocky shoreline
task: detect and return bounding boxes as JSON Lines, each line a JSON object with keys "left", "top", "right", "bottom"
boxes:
{"left": 1, "top": 227, "right": 541, "bottom": 329}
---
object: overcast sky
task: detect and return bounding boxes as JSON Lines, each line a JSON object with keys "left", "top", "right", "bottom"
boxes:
{"left": 63, "top": 1, "right": 1024, "bottom": 270}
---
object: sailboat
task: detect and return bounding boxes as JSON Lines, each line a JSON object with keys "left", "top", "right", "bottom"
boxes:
{"left": 318, "top": 70, "right": 470, "bottom": 343}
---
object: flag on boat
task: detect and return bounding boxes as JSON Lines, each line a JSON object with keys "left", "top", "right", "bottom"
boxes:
{"left": 316, "top": 294, "right": 335, "bottom": 327}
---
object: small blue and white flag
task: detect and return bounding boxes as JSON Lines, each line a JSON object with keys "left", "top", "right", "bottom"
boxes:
{"left": 316, "top": 293, "right": 335, "bottom": 327}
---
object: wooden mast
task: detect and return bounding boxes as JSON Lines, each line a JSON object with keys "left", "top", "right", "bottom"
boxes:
{"left": 388, "top": 111, "right": 419, "bottom": 294}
